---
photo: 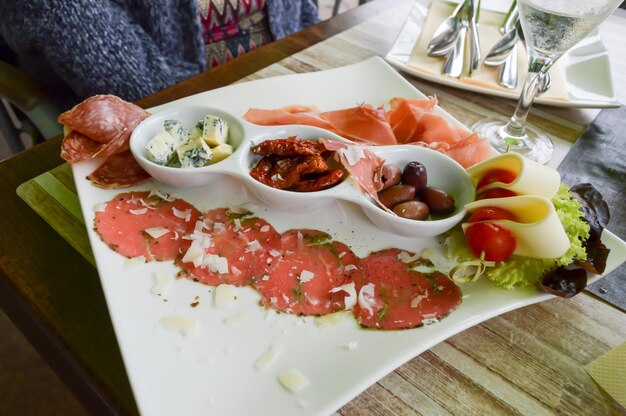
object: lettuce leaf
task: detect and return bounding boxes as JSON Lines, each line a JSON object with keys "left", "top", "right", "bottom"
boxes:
{"left": 445, "top": 184, "right": 590, "bottom": 289}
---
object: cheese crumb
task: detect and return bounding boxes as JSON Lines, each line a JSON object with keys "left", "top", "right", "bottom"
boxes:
{"left": 278, "top": 369, "right": 310, "bottom": 393}
{"left": 298, "top": 270, "right": 315, "bottom": 283}
{"left": 255, "top": 345, "right": 280, "bottom": 370}
{"left": 151, "top": 270, "right": 175, "bottom": 296}
{"left": 215, "top": 284, "right": 237, "bottom": 308}
{"left": 129, "top": 208, "right": 148, "bottom": 215}
{"left": 144, "top": 226, "right": 170, "bottom": 239}
{"left": 160, "top": 316, "right": 199, "bottom": 338}
{"left": 329, "top": 282, "right": 357, "bottom": 310}
{"left": 124, "top": 255, "right": 146, "bottom": 270}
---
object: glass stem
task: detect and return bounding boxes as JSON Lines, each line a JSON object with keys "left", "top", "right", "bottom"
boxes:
{"left": 503, "top": 54, "right": 553, "bottom": 138}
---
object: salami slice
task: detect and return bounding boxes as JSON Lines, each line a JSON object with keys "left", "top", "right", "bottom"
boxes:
{"left": 355, "top": 248, "right": 462, "bottom": 329}
{"left": 86, "top": 151, "right": 151, "bottom": 188}
{"left": 94, "top": 191, "right": 201, "bottom": 261}
{"left": 61, "top": 130, "right": 106, "bottom": 163}
{"left": 253, "top": 229, "right": 361, "bottom": 316}
{"left": 58, "top": 95, "right": 149, "bottom": 144}
{"left": 177, "top": 209, "right": 282, "bottom": 287}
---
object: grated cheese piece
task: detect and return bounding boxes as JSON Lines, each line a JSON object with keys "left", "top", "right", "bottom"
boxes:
{"left": 124, "top": 255, "right": 146, "bottom": 270}
{"left": 268, "top": 249, "right": 281, "bottom": 257}
{"left": 214, "top": 284, "right": 237, "bottom": 308}
{"left": 278, "top": 369, "right": 310, "bottom": 393}
{"left": 94, "top": 202, "right": 107, "bottom": 213}
{"left": 329, "top": 282, "right": 357, "bottom": 310}
{"left": 203, "top": 254, "right": 228, "bottom": 274}
{"left": 144, "top": 226, "right": 170, "bottom": 239}
{"left": 151, "top": 270, "right": 175, "bottom": 296}
{"left": 298, "top": 270, "right": 315, "bottom": 283}
{"left": 358, "top": 283, "right": 376, "bottom": 317}
{"left": 172, "top": 207, "right": 192, "bottom": 222}
{"left": 245, "top": 240, "right": 263, "bottom": 254}
{"left": 182, "top": 242, "right": 204, "bottom": 264}
{"left": 255, "top": 345, "right": 280, "bottom": 370}
{"left": 160, "top": 316, "right": 199, "bottom": 338}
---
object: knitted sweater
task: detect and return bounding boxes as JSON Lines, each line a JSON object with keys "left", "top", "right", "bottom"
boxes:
{"left": 0, "top": 0, "right": 319, "bottom": 109}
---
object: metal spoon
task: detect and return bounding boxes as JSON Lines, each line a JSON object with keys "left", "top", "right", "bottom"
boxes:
{"left": 467, "top": 0, "right": 481, "bottom": 73}
{"left": 442, "top": 25, "right": 467, "bottom": 78}
{"left": 483, "top": 28, "right": 519, "bottom": 65}
{"left": 427, "top": 0, "right": 467, "bottom": 54}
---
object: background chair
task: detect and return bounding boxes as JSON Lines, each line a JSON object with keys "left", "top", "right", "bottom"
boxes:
{"left": 0, "top": 59, "right": 62, "bottom": 156}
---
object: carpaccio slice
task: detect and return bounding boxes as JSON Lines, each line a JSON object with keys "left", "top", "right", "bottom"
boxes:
{"left": 253, "top": 229, "right": 361, "bottom": 316}
{"left": 177, "top": 209, "right": 282, "bottom": 287}
{"left": 87, "top": 151, "right": 150, "bottom": 188}
{"left": 58, "top": 95, "right": 149, "bottom": 144}
{"left": 94, "top": 191, "right": 201, "bottom": 261}
{"left": 355, "top": 248, "right": 462, "bottom": 329}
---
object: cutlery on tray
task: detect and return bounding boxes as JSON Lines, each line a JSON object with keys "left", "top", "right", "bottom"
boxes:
{"left": 428, "top": 0, "right": 481, "bottom": 78}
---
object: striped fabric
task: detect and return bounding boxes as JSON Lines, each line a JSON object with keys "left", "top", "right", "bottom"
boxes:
{"left": 198, "top": 0, "right": 273, "bottom": 68}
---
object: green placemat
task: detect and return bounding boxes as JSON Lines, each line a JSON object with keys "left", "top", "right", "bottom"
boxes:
{"left": 16, "top": 163, "right": 95, "bottom": 265}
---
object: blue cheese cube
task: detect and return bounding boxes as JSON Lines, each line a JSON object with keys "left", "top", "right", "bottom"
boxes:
{"left": 201, "top": 115, "right": 229, "bottom": 147}
{"left": 145, "top": 130, "right": 178, "bottom": 165}
{"left": 163, "top": 119, "right": 188, "bottom": 146}
{"left": 177, "top": 136, "right": 213, "bottom": 168}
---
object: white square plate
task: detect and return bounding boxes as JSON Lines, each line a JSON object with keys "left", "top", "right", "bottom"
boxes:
{"left": 385, "top": 0, "right": 620, "bottom": 108}
{"left": 73, "top": 57, "right": 626, "bottom": 415}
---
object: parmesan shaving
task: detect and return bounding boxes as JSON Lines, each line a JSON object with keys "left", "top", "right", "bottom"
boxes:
{"left": 298, "top": 270, "right": 315, "bottom": 283}
{"left": 94, "top": 202, "right": 107, "bottom": 213}
{"left": 160, "top": 316, "right": 199, "bottom": 338}
{"left": 278, "top": 369, "right": 310, "bottom": 393}
{"left": 410, "top": 292, "right": 428, "bottom": 308}
{"left": 245, "top": 240, "right": 263, "bottom": 254}
{"left": 129, "top": 208, "right": 148, "bottom": 215}
{"left": 151, "top": 270, "right": 174, "bottom": 296}
{"left": 214, "top": 284, "right": 237, "bottom": 308}
{"left": 144, "top": 226, "right": 170, "bottom": 239}
{"left": 124, "top": 255, "right": 146, "bottom": 270}
{"left": 148, "top": 189, "right": 175, "bottom": 201}
{"left": 260, "top": 225, "right": 270, "bottom": 232}
{"left": 357, "top": 283, "right": 377, "bottom": 317}
{"left": 172, "top": 207, "right": 192, "bottom": 221}
{"left": 203, "top": 254, "right": 228, "bottom": 274}
{"left": 329, "top": 282, "right": 357, "bottom": 310}
{"left": 255, "top": 345, "right": 280, "bottom": 370}
{"left": 182, "top": 242, "right": 204, "bottom": 264}
{"left": 397, "top": 251, "right": 420, "bottom": 263}
{"left": 344, "top": 264, "right": 358, "bottom": 272}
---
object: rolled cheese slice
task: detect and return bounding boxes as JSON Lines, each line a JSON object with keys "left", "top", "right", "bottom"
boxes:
{"left": 467, "top": 153, "right": 560, "bottom": 198}
{"left": 462, "top": 195, "right": 570, "bottom": 259}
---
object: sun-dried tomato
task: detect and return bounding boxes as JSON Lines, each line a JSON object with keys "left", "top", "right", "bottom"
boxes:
{"left": 251, "top": 136, "right": 325, "bottom": 157}
{"left": 291, "top": 169, "right": 344, "bottom": 192}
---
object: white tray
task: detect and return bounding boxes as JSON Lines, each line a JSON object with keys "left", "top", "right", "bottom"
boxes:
{"left": 385, "top": 0, "right": 620, "bottom": 108}
{"left": 73, "top": 57, "right": 626, "bottom": 416}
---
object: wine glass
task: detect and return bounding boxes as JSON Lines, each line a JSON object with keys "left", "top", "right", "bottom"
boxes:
{"left": 472, "top": 0, "right": 623, "bottom": 164}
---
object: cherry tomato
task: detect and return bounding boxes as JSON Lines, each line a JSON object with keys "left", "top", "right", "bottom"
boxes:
{"left": 476, "top": 169, "right": 516, "bottom": 190}
{"left": 468, "top": 207, "right": 516, "bottom": 223}
{"left": 477, "top": 188, "right": 517, "bottom": 200}
{"left": 465, "top": 222, "right": 516, "bottom": 262}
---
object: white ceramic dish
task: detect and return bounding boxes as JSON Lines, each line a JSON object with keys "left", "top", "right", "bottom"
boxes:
{"left": 385, "top": 0, "right": 620, "bottom": 108}
{"left": 130, "top": 106, "right": 475, "bottom": 237}
{"left": 72, "top": 57, "right": 626, "bottom": 416}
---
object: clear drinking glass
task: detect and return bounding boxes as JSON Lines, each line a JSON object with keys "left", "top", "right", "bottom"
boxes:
{"left": 473, "top": 0, "right": 622, "bottom": 164}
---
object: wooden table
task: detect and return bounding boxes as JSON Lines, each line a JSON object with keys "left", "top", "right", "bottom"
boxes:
{"left": 1, "top": 1, "right": 625, "bottom": 414}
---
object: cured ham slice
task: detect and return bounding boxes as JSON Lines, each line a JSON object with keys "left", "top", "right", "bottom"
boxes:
{"left": 444, "top": 133, "right": 493, "bottom": 169}
{"left": 58, "top": 95, "right": 149, "bottom": 144}
{"left": 94, "top": 191, "right": 201, "bottom": 261}
{"left": 355, "top": 249, "right": 462, "bottom": 329}
{"left": 87, "top": 151, "right": 151, "bottom": 188}
{"left": 243, "top": 106, "right": 334, "bottom": 131}
{"left": 253, "top": 230, "right": 361, "bottom": 316}
{"left": 319, "top": 104, "right": 396, "bottom": 145}
{"left": 321, "top": 140, "right": 391, "bottom": 213}
{"left": 177, "top": 209, "right": 282, "bottom": 287}
{"left": 59, "top": 94, "right": 151, "bottom": 188}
